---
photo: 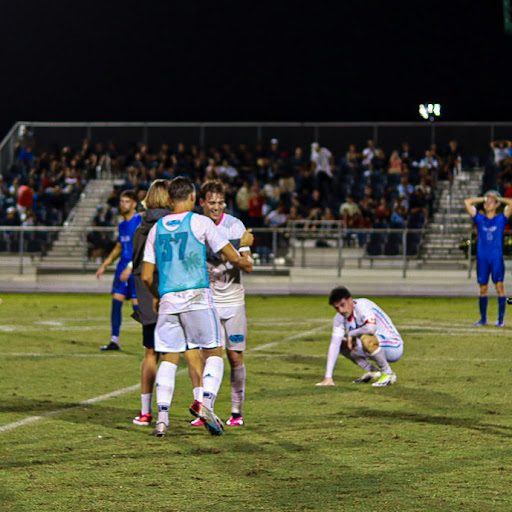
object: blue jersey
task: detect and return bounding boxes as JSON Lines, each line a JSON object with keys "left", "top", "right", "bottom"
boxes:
{"left": 117, "top": 213, "right": 142, "bottom": 268}
{"left": 155, "top": 212, "right": 209, "bottom": 296}
{"left": 474, "top": 212, "right": 506, "bottom": 259}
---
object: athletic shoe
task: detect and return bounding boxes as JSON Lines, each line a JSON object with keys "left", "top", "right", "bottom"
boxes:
{"left": 189, "top": 400, "right": 202, "bottom": 418}
{"left": 507, "top": 298, "right": 512, "bottom": 305}
{"left": 473, "top": 319, "right": 487, "bottom": 327}
{"left": 226, "top": 416, "right": 244, "bottom": 427}
{"left": 496, "top": 320, "right": 505, "bottom": 327}
{"left": 133, "top": 412, "right": 153, "bottom": 426}
{"left": 152, "top": 422, "right": 168, "bottom": 437}
{"left": 200, "top": 407, "right": 224, "bottom": 436}
{"left": 372, "top": 373, "right": 397, "bottom": 387}
{"left": 190, "top": 417, "right": 205, "bottom": 427}
{"left": 352, "top": 371, "right": 381, "bottom": 384}
{"left": 100, "top": 342, "right": 120, "bottom": 351}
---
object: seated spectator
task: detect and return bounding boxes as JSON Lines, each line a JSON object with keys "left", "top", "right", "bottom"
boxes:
{"left": 247, "top": 181, "right": 265, "bottom": 228}
{"left": 265, "top": 201, "right": 288, "bottom": 227}
{"left": 490, "top": 140, "right": 512, "bottom": 167}
{"left": 388, "top": 150, "right": 403, "bottom": 174}
{"left": 418, "top": 150, "right": 439, "bottom": 170}
{"left": 339, "top": 195, "right": 360, "bottom": 227}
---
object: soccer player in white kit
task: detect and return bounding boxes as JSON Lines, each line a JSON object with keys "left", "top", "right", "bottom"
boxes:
{"left": 142, "top": 177, "right": 252, "bottom": 437}
{"left": 316, "top": 286, "right": 404, "bottom": 387}
{"left": 195, "top": 180, "right": 253, "bottom": 427}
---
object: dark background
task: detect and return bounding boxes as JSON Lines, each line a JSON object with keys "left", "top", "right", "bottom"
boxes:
{"left": 0, "top": 0, "right": 510, "bottom": 136}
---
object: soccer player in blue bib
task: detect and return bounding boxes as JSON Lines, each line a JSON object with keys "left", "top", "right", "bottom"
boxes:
{"left": 464, "top": 191, "right": 512, "bottom": 326}
{"left": 96, "top": 190, "right": 142, "bottom": 349}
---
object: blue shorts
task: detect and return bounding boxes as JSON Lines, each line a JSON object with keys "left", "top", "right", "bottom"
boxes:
{"left": 111, "top": 266, "right": 137, "bottom": 299}
{"left": 477, "top": 256, "right": 505, "bottom": 285}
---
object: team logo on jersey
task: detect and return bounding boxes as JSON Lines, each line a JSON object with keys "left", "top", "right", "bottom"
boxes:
{"left": 164, "top": 219, "right": 181, "bottom": 231}
{"left": 229, "top": 334, "right": 245, "bottom": 343}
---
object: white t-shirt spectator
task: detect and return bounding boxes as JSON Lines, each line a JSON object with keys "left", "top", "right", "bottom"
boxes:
{"left": 311, "top": 147, "right": 333, "bottom": 178}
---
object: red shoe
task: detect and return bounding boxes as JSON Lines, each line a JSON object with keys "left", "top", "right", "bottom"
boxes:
{"left": 189, "top": 400, "right": 202, "bottom": 418}
{"left": 133, "top": 412, "right": 153, "bottom": 426}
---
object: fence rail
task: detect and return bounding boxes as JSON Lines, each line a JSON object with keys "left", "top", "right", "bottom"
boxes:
{"left": 0, "top": 224, "right": 476, "bottom": 279}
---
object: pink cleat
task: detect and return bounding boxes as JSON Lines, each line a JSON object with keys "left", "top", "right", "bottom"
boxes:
{"left": 190, "top": 417, "right": 205, "bottom": 427}
{"left": 133, "top": 412, "right": 153, "bottom": 426}
{"left": 226, "top": 416, "right": 244, "bottom": 427}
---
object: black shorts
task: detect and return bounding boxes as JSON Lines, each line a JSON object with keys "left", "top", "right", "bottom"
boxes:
{"left": 142, "top": 323, "right": 156, "bottom": 349}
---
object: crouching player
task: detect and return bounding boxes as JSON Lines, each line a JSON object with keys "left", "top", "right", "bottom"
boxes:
{"left": 316, "top": 286, "right": 403, "bottom": 387}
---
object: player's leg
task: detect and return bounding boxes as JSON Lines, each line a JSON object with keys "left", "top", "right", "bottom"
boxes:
{"left": 492, "top": 258, "right": 506, "bottom": 326}
{"left": 184, "top": 348, "right": 204, "bottom": 422}
{"left": 182, "top": 308, "right": 225, "bottom": 435}
{"left": 359, "top": 334, "right": 394, "bottom": 379}
{"left": 222, "top": 305, "right": 247, "bottom": 426}
{"left": 475, "top": 256, "right": 490, "bottom": 326}
{"left": 339, "top": 339, "right": 380, "bottom": 383}
{"left": 371, "top": 336, "right": 403, "bottom": 387}
{"left": 152, "top": 314, "right": 185, "bottom": 437}
{"left": 128, "top": 274, "right": 139, "bottom": 316}
{"left": 133, "top": 323, "right": 159, "bottom": 426}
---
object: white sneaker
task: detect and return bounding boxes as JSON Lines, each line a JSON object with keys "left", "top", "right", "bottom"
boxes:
{"left": 353, "top": 371, "right": 381, "bottom": 383}
{"left": 200, "top": 407, "right": 224, "bottom": 436}
{"left": 372, "top": 373, "right": 397, "bottom": 387}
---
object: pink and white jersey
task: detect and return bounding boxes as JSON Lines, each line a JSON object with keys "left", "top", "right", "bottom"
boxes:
{"left": 144, "top": 211, "right": 228, "bottom": 314}
{"left": 208, "top": 213, "right": 247, "bottom": 307}
{"left": 332, "top": 298, "right": 402, "bottom": 345}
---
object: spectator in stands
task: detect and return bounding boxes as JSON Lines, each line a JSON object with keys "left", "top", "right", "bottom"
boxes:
{"left": 311, "top": 142, "right": 334, "bottom": 202}
{"left": 235, "top": 180, "right": 251, "bottom": 225}
{"left": 345, "top": 144, "right": 361, "bottom": 171}
{"left": 265, "top": 200, "right": 288, "bottom": 227}
{"left": 268, "top": 138, "right": 281, "bottom": 162}
{"left": 247, "top": 181, "right": 266, "bottom": 228}
{"left": 276, "top": 152, "right": 295, "bottom": 196}
{"left": 17, "top": 183, "right": 34, "bottom": 216}
{"left": 398, "top": 175, "right": 414, "bottom": 199}
{"left": 362, "top": 140, "right": 377, "bottom": 168}
{"left": 388, "top": 150, "right": 403, "bottom": 175}
{"left": 339, "top": 195, "right": 360, "bottom": 227}
{"left": 490, "top": 140, "right": 512, "bottom": 167}
{"left": 400, "top": 142, "right": 413, "bottom": 167}
{"left": 419, "top": 150, "right": 439, "bottom": 170}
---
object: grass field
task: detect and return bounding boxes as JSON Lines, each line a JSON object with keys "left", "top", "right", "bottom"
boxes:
{"left": 1, "top": 293, "right": 511, "bottom": 511}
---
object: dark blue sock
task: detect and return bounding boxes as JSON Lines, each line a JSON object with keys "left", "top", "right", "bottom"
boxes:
{"left": 111, "top": 299, "right": 123, "bottom": 337}
{"left": 498, "top": 296, "right": 506, "bottom": 322}
{"left": 132, "top": 304, "right": 139, "bottom": 311}
{"left": 479, "top": 296, "right": 488, "bottom": 322}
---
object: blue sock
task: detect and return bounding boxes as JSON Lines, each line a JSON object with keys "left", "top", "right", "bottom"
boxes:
{"left": 479, "top": 296, "right": 488, "bottom": 322}
{"left": 132, "top": 304, "right": 139, "bottom": 312}
{"left": 111, "top": 299, "right": 123, "bottom": 337}
{"left": 498, "top": 296, "right": 506, "bottom": 323}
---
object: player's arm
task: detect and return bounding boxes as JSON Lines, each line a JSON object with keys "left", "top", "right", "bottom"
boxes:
{"left": 95, "top": 242, "right": 122, "bottom": 279}
{"left": 316, "top": 334, "right": 342, "bottom": 386}
{"left": 220, "top": 242, "right": 253, "bottom": 273}
{"left": 348, "top": 319, "right": 377, "bottom": 338}
{"left": 141, "top": 261, "right": 159, "bottom": 299}
{"left": 464, "top": 197, "right": 483, "bottom": 218}
{"left": 499, "top": 196, "right": 512, "bottom": 218}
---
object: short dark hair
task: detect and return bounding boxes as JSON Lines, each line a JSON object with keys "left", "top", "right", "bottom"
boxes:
{"left": 169, "top": 176, "right": 195, "bottom": 201}
{"left": 199, "top": 179, "right": 225, "bottom": 200}
{"left": 120, "top": 190, "right": 137, "bottom": 202}
{"left": 328, "top": 286, "right": 352, "bottom": 305}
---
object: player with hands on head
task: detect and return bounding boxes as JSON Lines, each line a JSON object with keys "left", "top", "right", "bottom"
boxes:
{"left": 464, "top": 191, "right": 512, "bottom": 327}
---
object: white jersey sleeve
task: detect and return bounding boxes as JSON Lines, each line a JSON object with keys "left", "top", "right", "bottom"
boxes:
{"left": 143, "top": 224, "right": 157, "bottom": 264}
{"left": 325, "top": 314, "right": 346, "bottom": 379}
{"left": 191, "top": 213, "right": 229, "bottom": 253}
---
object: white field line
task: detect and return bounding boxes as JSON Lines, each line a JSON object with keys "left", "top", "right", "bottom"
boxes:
{"left": 247, "top": 353, "right": 512, "bottom": 362}
{"left": 0, "top": 322, "right": 331, "bottom": 433}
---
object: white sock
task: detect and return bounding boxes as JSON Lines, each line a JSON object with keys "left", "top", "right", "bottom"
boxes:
{"left": 202, "top": 356, "right": 224, "bottom": 410}
{"left": 141, "top": 393, "right": 152, "bottom": 415}
{"left": 156, "top": 361, "right": 177, "bottom": 426}
{"left": 369, "top": 348, "right": 392, "bottom": 374}
{"left": 110, "top": 335, "right": 120, "bottom": 345}
{"left": 231, "top": 365, "right": 246, "bottom": 415}
{"left": 193, "top": 387, "right": 203, "bottom": 403}
{"left": 352, "top": 357, "right": 375, "bottom": 372}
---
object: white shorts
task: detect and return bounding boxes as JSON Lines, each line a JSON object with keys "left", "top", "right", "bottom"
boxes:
{"left": 155, "top": 308, "right": 222, "bottom": 353}
{"left": 350, "top": 335, "right": 403, "bottom": 363}
{"left": 216, "top": 305, "right": 247, "bottom": 351}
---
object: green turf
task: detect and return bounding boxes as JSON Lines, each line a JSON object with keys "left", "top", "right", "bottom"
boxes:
{"left": 1, "top": 293, "right": 511, "bottom": 511}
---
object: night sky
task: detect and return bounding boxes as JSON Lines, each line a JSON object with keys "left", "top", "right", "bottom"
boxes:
{"left": 0, "top": 0, "right": 511, "bottom": 135}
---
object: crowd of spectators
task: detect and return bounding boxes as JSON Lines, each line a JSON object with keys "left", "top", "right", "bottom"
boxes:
{"left": 0, "top": 133, "right": 474, "bottom": 256}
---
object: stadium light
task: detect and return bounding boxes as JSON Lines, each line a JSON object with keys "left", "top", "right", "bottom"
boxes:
{"left": 419, "top": 103, "right": 441, "bottom": 122}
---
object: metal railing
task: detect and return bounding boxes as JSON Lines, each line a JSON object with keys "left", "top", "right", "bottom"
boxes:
{"left": 2, "top": 121, "right": 512, "bottom": 173}
{"left": 0, "top": 224, "right": 476, "bottom": 279}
